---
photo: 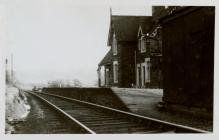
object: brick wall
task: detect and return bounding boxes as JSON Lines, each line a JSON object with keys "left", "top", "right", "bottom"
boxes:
{"left": 120, "top": 41, "right": 137, "bottom": 87}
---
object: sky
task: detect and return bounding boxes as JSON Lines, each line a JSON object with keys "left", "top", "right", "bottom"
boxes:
{"left": 6, "top": 0, "right": 152, "bottom": 86}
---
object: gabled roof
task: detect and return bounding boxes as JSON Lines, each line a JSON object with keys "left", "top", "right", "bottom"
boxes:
{"left": 107, "top": 16, "right": 152, "bottom": 46}
{"left": 152, "top": 6, "right": 170, "bottom": 22}
{"left": 137, "top": 22, "right": 154, "bottom": 38}
{"left": 159, "top": 6, "right": 197, "bottom": 24}
{"left": 98, "top": 49, "right": 113, "bottom": 66}
{"left": 137, "top": 26, "right": 143, "bottom": 37}
{"left": 149, "top": 6, "right": 184, "bottom": 34}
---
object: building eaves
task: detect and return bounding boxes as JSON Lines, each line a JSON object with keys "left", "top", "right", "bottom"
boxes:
{"left": 98, "top": 49, "right": 113, "bottom": 66}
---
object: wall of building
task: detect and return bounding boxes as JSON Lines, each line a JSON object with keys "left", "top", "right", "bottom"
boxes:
{"left": 147, "top": 56, "right": 162, "bottom": 88}
{"left": 161, "top": 7, "right": 214, "bottom": 111}
{"left": 136, "top": 37, "right": 162, "bottom": 88}
{"left": 104, "top": 64, "right": 113, "bottom": 87}
{"left": 120, "top": 41, "right": 137, "bottom": 87}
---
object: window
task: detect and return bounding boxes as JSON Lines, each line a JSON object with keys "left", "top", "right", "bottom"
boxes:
{"left": 113, "top": 61, "right": 118, "bottom": 83}
{"left": 105, "top": 68, "right": 109, "bottom": 86}
{"left": 113, "top": 33, "right": 117, "bottom": 55}
{"left": 100, "top": 66, "right": 105, "bottom": 86}
{"left": 138, "top": 36, "right": 146, "bottom": 53}
{"left": 141, "top": 38, "right": 146, "bottom": 53}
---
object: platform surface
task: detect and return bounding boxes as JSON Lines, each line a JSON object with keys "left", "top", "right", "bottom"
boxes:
{"left": 112, "top": 88, "right": 213, "bottom": 131}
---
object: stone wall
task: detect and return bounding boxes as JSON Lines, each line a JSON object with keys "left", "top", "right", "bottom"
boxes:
{"left": 42, "top": 87, "right": 130, "bottom": 111}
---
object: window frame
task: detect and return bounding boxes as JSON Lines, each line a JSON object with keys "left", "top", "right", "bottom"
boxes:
{"left": 138, "top": 36, "right": 147, "bottom": 53}
{"left": 112, "top": 33, "right": 118, "bottom": 55}
{"left": 140, "top": 38, "right": 146, "bottom": 53}
{"left": 113, "top": 61, "right": 118, "bottom": 83}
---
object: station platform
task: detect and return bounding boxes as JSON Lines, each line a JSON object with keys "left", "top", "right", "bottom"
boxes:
{"left": 111, "top": 88, "right": 213, "bottom": 131}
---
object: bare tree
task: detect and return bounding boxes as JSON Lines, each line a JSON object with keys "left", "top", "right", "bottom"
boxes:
{"left": 47, "top": 80, "right": 63, "bottom": 87}
{"left": 73, "top": 79, "right": 82, "bottom": 87}
{"left": 47, "top": 79, "right": 82, "bottom": 87}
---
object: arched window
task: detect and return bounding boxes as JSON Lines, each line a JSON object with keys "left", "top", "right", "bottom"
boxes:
{"left": 112, "top": 33, "right": 117, "bottom": 55}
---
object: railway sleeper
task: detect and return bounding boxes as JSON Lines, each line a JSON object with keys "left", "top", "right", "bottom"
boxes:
{"left": 94, "top": 127, "right": 160, "bottom": 134}
{"left": 80, "top": 119, "right": 129, "bottom": 124}
{"left": 83, "top": 121, "right": 132, "bottom": 127}
{"left": 88, "top": 123, "right": 148, "bottom": 130}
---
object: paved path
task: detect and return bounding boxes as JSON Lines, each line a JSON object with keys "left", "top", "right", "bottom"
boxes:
{"left": 112, "top": 88, "right": 213, "bottom": 131}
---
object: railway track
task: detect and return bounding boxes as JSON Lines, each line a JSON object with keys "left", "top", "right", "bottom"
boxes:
{"left": 13, "top": 92, "right": 87, "bottom": 134}
{"left": 25, "top": 90, "right": 210, "bottom": 134}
